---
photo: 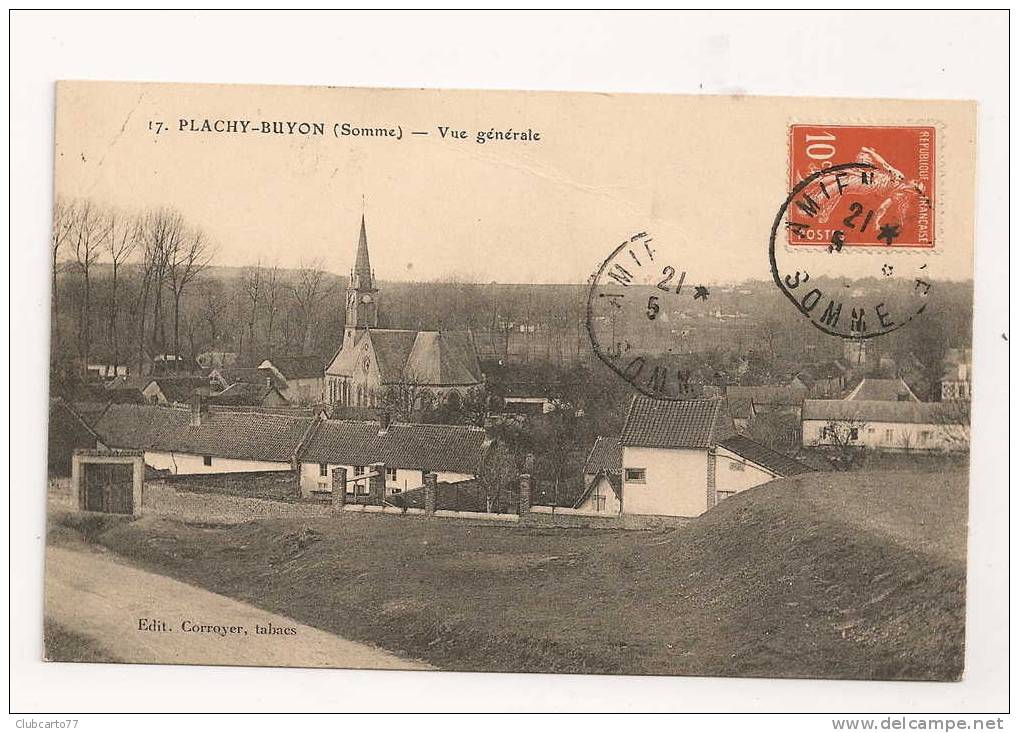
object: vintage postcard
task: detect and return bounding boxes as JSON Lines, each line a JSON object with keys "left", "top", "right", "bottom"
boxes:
{"left": 45, "top": 81, "right": 975, "bottom": 680}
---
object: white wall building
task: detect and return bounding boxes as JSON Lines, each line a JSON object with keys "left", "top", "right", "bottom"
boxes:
{"left": 802, "top": 399, "right": 968, "bottom": 452}
{"left": 295, "top": 416, "right": 488, "bottom": 498}
{"left": 613, "top": 396, "right": 813, "bottom": 518}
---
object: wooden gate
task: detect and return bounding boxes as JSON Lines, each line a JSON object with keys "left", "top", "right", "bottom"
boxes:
{"left": 83, "top": 462, "right": 135, "bottom": 514}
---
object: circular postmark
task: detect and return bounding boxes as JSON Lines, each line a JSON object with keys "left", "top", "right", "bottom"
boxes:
{"left": 770, "top": 161, "right": 935, "bottom": 340}
{"left": 586, "top": 231, "right": 715, "bottom": 401}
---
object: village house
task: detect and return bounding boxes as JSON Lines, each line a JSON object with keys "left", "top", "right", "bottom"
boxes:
{"left": 617, "top": 395, "right": 812, "bottom": 518}
{"left": 844, "top": 377, "right": 920, "bottom": 402}
{"left": 205, "top": 381, "right": 290, "bottom": 408}
{"left": 295, "top": 413, "right": 488, "bottom": 498}
{"left": 574, "top": 436, "right": 622, "bottom": 514}
{"left": 48, "top": 400, "right": 105, "bottom": 476}
{"left": 84, "top": 346, "right": 154, "bottom": 379}
{"left": 86, "top": 397, "right": 317, "bottom": 475}
{"left": 138, "top": 376, "right": 213, "bottom": 406}
{"left": 802, "top": 399, "right": 967, "bottom": 452}
{"left": 726, "top": 384, "right": 807, "bottom": 419}
{"left": 940, "top": 348, "right": 972, "bottom": 401}
{"left": 258, "top": 355, "right": 325, "bottom": 404}
{"left": 324, "top": 216, "right": 484, "bottom": 408}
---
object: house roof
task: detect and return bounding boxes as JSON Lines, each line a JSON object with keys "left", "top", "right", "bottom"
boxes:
{"left": 150, "top": 377, "right": 211, "bottom": 403}
{"left": 727, "top": 395, "right": 755, "bottom": 420}
{"left": 718, "top": 435, "right": 814, "bottom": 477}
{"left": 802, "top": 399, "right": 950, "bottom": 425}
{"left": 583, "top": 436, "right": 622, "bottom": 475}
{"left": 371, "top": 330, "right": 424, "bottom": 382}
{"left": 50, "top": 400, "right": 105, "bottom": 446}
{"left": 207, "top": 382, "right": 287, "bottom": 406}
{"left": 88, "top": 404, "right": 317, "bottom": 462}
{"left": 298, "top": 418, "right": 488, "bottom": 475}
{"left": 726, "top": 384, "right": 807, "bottom": 407}
{"left": 213, "top": 367, "right": 286, "bottom": 390}
{"left": 620, "top": 396, "right": 735, "bottom": 449}
{"left": 261, "top": 355, "right": 324, "bottom": 381}
{"left": 845, "top": 377, "right": 919, "bottom": 402}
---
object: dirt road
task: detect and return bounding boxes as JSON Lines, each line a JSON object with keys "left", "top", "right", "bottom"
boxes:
{"left": 45, "top": 545, "right": 432, "bottom": 670}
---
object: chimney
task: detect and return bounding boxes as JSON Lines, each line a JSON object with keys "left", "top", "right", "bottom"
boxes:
{"left": 266, "top": 375, "right": 273, "bottom": 388}
{"left": 423, "top": 472, "right": 438, "bottom": 514}
{"left": 378, "top": 410, "right": 391, "bottom": 434}
{"left": 189, "top": 392, "right": 207, "bottom": 427}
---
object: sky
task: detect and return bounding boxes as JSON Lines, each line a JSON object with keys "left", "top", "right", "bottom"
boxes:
{"left": 54, "top": 82, "right": 976, "bottom": 285}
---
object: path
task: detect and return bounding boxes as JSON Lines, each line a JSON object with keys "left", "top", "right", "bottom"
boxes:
{"left": 45, "top": 545, "right": 433, "bottom": 670}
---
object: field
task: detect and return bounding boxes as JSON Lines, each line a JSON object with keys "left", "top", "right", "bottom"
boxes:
{"left": 50, "top": 469, "right": 968, "bottom": 680}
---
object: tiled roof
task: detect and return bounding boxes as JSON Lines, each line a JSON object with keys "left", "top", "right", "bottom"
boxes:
{"left": 802, "top": 399, "right": 949, "bottom": 425}
{"left": 89, "top": 404, "right": 316, "bottom": 462}
{"left": 583, "top": 436, "right": 622, "bottom": 475}
{"left": 299, "top": 418, "right": 487, "bottom": 475}
{"left": 620, "top": 396, "right": 735, "bottom": 449}
{"left": 151, "top": 377, "right": 211, "bottom": 403}
{"left": 719, "top": 435, "right": 813, "bottom": 477}
{"left": 726, "top": 385, "right": 807, "bottom": 407}
{"left": 845, "top": 378, "right": 919, "bottom": 402}
{"left": 727, "top": 395, "right": 754, "bottom": 419}
{"left": 262, "top": 355, "right": 324, "bottom": 381}
{"left": 214, "top": 367, "right": 286, "bottom": 390}
{"left": 207, "top": 382, "right": 287, "bottom": 406}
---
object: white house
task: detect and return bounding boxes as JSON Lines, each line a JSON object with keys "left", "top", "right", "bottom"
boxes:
{"left": 616, "top": 396, "right": 813, "bottom": 518}
{"left": 573, "top": 436, "right": 623, "bottom": 514}
{"left": 802, "top": 399, "right": 967, "bottom": 452}
{"left": 940, "top": 348, "right": 972, "bottom": 401}
{"left": 258, "top": 355, "right": 325, "bottom": 404}
{"left": 295, "top": 414, "right": 488, "bottom": 499}
{"left": 89, "top": 398, "right": 317, "bottom": 475}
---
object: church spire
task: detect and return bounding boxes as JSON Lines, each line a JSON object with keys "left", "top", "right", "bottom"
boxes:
{"left": 352, "top": 214, "right": 373, "bottom": 290}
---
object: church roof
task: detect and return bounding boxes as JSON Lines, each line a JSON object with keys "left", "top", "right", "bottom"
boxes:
{"left": 405, "top": 331, "right": 483, "bottom": 386}
{"left": 327, "top": 329, "right": 483, "bottom": 387}
{"left": 351, "top": 214, "right": 374, "bottom": 290}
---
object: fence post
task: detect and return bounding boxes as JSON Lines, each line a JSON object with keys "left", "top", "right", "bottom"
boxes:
{"left": 331, "top": 466, "right": 347, "bottom": 512}
{"left": 518, "top": 473, "right": 533, "bottom": 515}
{"left": 369, "top": 462, "right": 386, "bottom": 506}
{"left": 424, "top": 472, "right": 437, "bottom": 514}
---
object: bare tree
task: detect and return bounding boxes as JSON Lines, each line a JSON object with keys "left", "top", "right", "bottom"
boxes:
{"left": 813, "top": 418, "right": 867, "bottom": 470}
{"left": 242, "top": 262, "right": 263, "bottom": 357}
{"left": 197, "top": 279, "right": 227, "bottom": 350}
{"left": 263, "top": 262, "right": 282, "bottom": 356}
{"left": 138, "top": 209, "right": 185, "bottom": 362}
{"left": 104, "top": 209, "right": 140, "bottom": 374}
{"left": 50, "top": 197, "right": 76, "bottom": 356}
{"left": 166, "top": 224, "right": 214, "bottom": 367}
{"left": 71, "top": 199, "right": 111, "bottom": 366}
{"left": 934, "top": 399, "right": 971, "bottom": 448}
{"left": 290, "top": 259, "right": 333, "bottom": 353}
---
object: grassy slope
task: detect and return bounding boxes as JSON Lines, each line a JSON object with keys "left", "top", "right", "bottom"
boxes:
{"left": 44, "top": 619, "right": 121, "bottom": 663}
{"left": 62, "top": 469, "right": 967, "bottom": 680}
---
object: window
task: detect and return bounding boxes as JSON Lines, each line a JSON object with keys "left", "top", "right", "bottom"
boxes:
{"left": 594, "top": 493, "right": 606, "bottom": 512}
{"left": 386, "top": 467, "right": 397, "bottom": 482}
{"left": 729, "top": 461, "right": 745, "bottom": 472}
{"left": 202, "top": 455, "right": 212, "bottom": 467}
{"left": 624, "top": 468, "right": 646, "bottom": 483}
{"left": 919, "top": 430, "right": 931, "bottom": 445}
{"left": 319, "top": 463, "right": 329, "bottom": 477}
{"left": 884, "top": 429, "right": 894, "bottom": 442}
{"left": 849, "top": 428, "right": 859, "bottom": 441}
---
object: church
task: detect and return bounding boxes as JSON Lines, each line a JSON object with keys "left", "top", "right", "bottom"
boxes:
{"left": 324, "top": 216, "right": 485, "bottom": 408}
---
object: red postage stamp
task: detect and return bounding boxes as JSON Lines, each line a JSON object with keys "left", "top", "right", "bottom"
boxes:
{"left": 787, "top": 124, "right": 935, "bottom": 248}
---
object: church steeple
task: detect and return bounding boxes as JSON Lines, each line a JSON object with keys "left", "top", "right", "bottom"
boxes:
{"left": 351, "top": 214, "right": 373, "bottom": 290}
{"left": 344, "top": 213, "right": 379, "bottom": 344}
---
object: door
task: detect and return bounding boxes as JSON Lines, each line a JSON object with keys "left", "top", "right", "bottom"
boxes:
{"left": 83, "top": 463, "right": 134, "bottom": 514}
